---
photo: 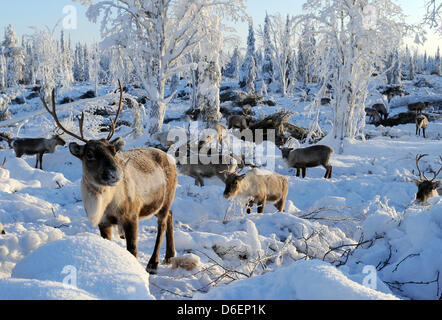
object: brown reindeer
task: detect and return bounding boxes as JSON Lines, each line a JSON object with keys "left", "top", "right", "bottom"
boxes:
{"left": 12, "top": 134, "right": 66, "bottom": 170}
{"left": 223, "top": 168, "right": 289, "bottom": 214}
{"left": 42, "top": 81, "right": 178, "bottom": 273}
{"left": 411, "top": 154, "right": 441, "bottom": 204}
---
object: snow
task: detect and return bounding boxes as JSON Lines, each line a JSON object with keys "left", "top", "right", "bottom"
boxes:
{"left": 195, "top": 259, "right": 398, "bottom": 300}
{"left": 7, "top": 233, "right": 154, "bottom": 300}
{"left": 0, "top": 74, "right": 440, "bottom": 300}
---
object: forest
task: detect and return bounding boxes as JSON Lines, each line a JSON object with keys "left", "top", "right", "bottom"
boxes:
{"left": 0, "top": 0, "right": 441, "bottom": 300}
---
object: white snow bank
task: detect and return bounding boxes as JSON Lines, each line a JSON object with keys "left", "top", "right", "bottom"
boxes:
{"left": 10, "top": 234, "right": 154, "bottom": 300}
{"left": 346, "top": 198, "right": 442, "bottom": 300}
{"left": 0, "top": 278, "right": 96, "bottom": 300}
{"left": 196, "top": 259, "right": 398, "bottom": 300}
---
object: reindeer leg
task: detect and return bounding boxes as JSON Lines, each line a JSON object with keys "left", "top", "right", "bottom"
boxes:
{"left": 275, "top": 198, "right": 285, "bottom": 212}
{"left": 246, "top": 200, "right": 254, "bottom": 214}
{"left": 98, "top": 223, "right": 113, "bottom": 240}
{"left": 35, "top": 155, "right": 39, "bottom": 168}
{"left": 296, "top": 168, "right": 301, "bottom": 177}
{"left": 39, "top": 153, "right": 43, "bottom": 170}
{"left": 164, "top": 210, "right": 176, "bottom": 263}
{"left": 302, "top": 168, "right": 307, "bottom": 178}
{"left": 122, "top": 218, "right": 138, "bottom": 257}
{"left": 147, "top": 213, "right": 167, "bottom": 273}
{"left": 257, "top": 199, "right": 266, "bottom": 214}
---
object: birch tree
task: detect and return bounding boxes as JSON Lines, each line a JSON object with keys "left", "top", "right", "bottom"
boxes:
{"left": 301, "top": 0, "right": 405, "bottom": 152}
{"left": 82, "top": 0, "right": 246, "bottom": 139}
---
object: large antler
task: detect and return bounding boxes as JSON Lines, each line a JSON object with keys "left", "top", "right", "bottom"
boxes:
{"left": 41, "top": 90, "right": 88, "bottom": 143}
{"left": 429, "top": 156, "right": 442, "bottom": 182}
{"left": 107, "top": 80, "right": 124, "bottom": 141}
{"left": 414, "top": 154, "right": 429, "bottom": 181}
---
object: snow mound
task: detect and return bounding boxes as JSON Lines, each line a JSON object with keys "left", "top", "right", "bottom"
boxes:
{"left": 0, "top": 278, "right": 97, "bottom": 300}
{"left": 196, "top": 260, "right": 399, "bottom": 300}
{"left": 10, "top": 233, "right": 154, "bottom": 300}
{"left": 346, "top": 198, "right": 442, "bottom": 300}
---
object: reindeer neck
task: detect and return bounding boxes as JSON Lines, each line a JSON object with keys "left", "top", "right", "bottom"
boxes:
{"left": 82, "top": 176, "right": 105, "bottom": 195}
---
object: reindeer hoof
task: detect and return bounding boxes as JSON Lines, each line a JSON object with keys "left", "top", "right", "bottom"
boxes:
{"left": 146, "top": 262, "right": 159, "bottom": 274}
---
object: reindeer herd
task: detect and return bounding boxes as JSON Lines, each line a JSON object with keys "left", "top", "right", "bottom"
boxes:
{"left": 0, "top": 81, "right": 440, "bottom": 274}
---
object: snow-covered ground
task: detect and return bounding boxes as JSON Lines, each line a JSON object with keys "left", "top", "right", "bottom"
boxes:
{"left": 0, "top": 75, "right": 441, "bottom": 300}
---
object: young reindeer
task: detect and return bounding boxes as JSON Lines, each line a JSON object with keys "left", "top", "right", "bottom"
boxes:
{"left": 223, "top": 168, "right": 289, "bottom": 214}
{"left": 411, "top": 154, "right": 442, "bottom": 204}
{"left": 12, "top": 132, "right": 66, "bottom": 170}
{"left": 42, "top": 82, "right": 178, "bottom": 273}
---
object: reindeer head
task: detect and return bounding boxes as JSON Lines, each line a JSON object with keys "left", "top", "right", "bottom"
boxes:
{"left": 223, "top": 172, "right": 246, "bottom": 200}
{"left": 411, "top": 154, "right": 442, "bottom": 204}
{"left": 42, "top": 81, "right": 125, "bottom": 187}
{"left": 52, "top": 134, "right": 66, "bottom": 147}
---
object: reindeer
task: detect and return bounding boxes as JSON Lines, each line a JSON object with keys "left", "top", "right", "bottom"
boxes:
{"left": 228, "top": 115, "right": 249, "bottom": 130}
{"left": 177, "top": 153, "right": 240, "bottom": 187}
{"left": 281, "top": 145, "right": 334, "bottom": 179}
{"left": 365, "top": 108, "right": 382, "bottom": 124}
{"left": 223, "top": 168, "right": 289, "bottom": 214}
{"left": 408, "top": 101, "right": 430, "bottom": 114}
{"left": 42, "top": 81, "right": 178, "bottom": 273}
{"left": 372, "top": 103, "right": 388, "bottom": 121}
{"left": 12, "top": 133, "right": 66, "bottom": 170}
{"left": 410, "top": 154, "right": 441, "bottom": 204}
{"left": 415, "top": 114, "right": 429, "bottom": 138}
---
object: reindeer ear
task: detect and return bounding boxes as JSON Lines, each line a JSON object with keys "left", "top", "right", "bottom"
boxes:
{"left": 435, "top": 181, "right": 442, "bottom": 189}
{"left": 69, "top": 142, "right": 84, "bottom": 159}
{"left": 237, "top": 174, "right": 247, "bottom": 181}
{"left": 110, "top": 137, "right": 125, "bottom": 152}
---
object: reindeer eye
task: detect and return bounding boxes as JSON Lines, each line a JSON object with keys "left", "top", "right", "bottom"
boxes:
{"left": 86, "top": 150, "right": 95, "bottom": 161}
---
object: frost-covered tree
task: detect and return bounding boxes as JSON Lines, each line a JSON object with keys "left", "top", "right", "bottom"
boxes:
{"left": 0, "top": 54, "right": 6, "bottom": 90}
{"left": 424, "top": 0, "right": 442, "bottom": 34}
{"left": 434, "top": 46, "right": 441, "bottom": 75}
{"left": 301, "top": 0, "right": 405, "bottom": 150}
{"left": 223, "top": 47, "right": 240, "bottom": 79}
{"left": 31, "top": 27, "right": 73, "bottom": 97}
{"left": 59, "top": 31, "right": 74, "bottom": 87}
{"left": 239, "top": 21, "right": 257, "bottom": 89}
{"left": 297, "top": 22, "right": 316, "bottom": 86}
{"left": 266, "top": 14, "right": 295, "bottom": 96}
{"left": 246, "top": 55, "right": 257, "bottom": 94}
{"left": 74, "top": 43, "right": 84, "bottom": 82}
{"left": 1, "top": 25, "right": 24, "bottom": 87}
{"left": 82, "top": 0, "right": 246, "bottom": 138}
{"left": 409, "top": 51, "right": 416, "bottom": 80}
{"left": 261, "top": 12, "right": 274, "bottom": 85}
{"left": 89, "top": 43, "right": 101, "bottom": 95}
{"left": 197, "top": 9, "right": 224, "bottom": 126}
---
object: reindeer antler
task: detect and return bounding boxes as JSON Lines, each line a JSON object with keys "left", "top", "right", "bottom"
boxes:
{"left": 106, "top": 80, "right": 124, "bottom": 141}
{"left": 42, "top": 90, "right": 88, "bottom": 143}
{"left": 414, "top": 154, "right": 429, "bottom": 181}
{"left": 429, "top": 155, "right": 442, "bottom": 182}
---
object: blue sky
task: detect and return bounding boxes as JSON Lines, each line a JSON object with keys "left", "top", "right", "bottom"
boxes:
{"left": 0, "top": 0, "right": 439, "bottom": 54}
